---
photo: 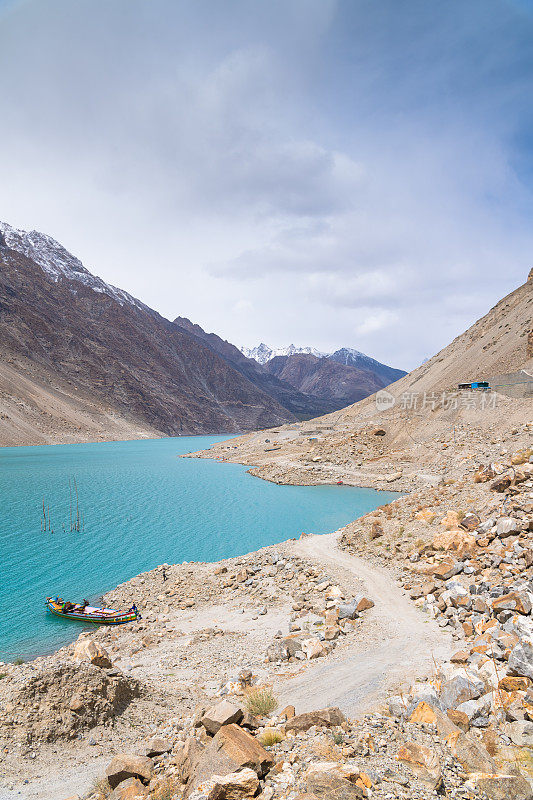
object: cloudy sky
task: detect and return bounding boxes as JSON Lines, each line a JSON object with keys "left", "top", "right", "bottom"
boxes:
{"left": 1, "top": 0, "right": 532, "bottom": 370}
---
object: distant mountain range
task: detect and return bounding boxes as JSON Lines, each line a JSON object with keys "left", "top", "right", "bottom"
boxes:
{"left": 173, "top": 318, "right": 340, "bottom": 418}
{"left": 239, "top": 343, "right": 406, "bottom": 406}
{"left": 241, "top": 342, "right": 405, "bottom": 384}
{"left": 0, "top": 221, "right": 407, "bottom": 445}
{"left": 241, "top": 343, "right": 326, "bottom": 363}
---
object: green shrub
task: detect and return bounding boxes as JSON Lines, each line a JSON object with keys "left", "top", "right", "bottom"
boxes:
{"left": 245, "top": 686, "right": 278, "bottom": 716}
{"left": 258, "top": 728, "right": 284, "bottom": 747}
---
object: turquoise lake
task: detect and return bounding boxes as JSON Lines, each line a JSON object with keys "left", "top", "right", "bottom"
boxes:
{"left": 0, "top": 436, "right": 399, "bottom": 662}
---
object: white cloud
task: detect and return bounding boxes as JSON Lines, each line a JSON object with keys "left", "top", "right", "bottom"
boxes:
{"left": 0, "top": 0, "right": 532, "bottom": 370}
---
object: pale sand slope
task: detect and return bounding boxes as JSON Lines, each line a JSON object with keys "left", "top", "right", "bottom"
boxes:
{"left": 0, "top": 361, "right": 161, "bottom": 447}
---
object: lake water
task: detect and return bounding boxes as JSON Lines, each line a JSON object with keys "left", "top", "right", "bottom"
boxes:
{"left": 0, "top": 436, "right": 399, "bottom": 662}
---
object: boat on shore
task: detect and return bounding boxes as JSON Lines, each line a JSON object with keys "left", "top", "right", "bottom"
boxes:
{"left": 46, "top": 596, "right": 140, "bottom": 624}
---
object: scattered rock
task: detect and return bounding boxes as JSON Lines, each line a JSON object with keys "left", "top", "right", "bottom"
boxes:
{"left": 492, "top": 591, "right": 532, "bottom": 615}
{"left": 201, "top": 701, "right": 244, "bottom": 736}
{"left": 467, "top": 772, "right": 533, "bottom": 800}
{"left": 73, "top": 637, "right": 112, "bottom": 669}
{"left": 208, "top": 767, "right": 259, "bottom": 799}
{"left": 285, "top": 707, "right": 346, "bottom": 732}
{"left": 105, "top": 754, "right": 154, "bottom": 789}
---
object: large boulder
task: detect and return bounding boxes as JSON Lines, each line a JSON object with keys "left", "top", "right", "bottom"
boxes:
{"left": 492, "top": 592, "right": 532, "bottom": 616}
{"left": 266, "top": 637, "right": 303, "bottom": 662}
{"left": 338, "top": 602, "right": 359, "bottom": 620}
{"left": 173, "top": 736, "right": 204, "bottom": 785}
{"left": 441, "top": 510, "right": 462, "bottom": 528}
{"left": 109, "top": 778, "right": 149, "bottom": 799}
{"left": 446, "top": 731, "right": 496, "bottom": 774}
{"left": 186, "top": 724, "right": 274, "bottom": 796}
{"left": 301, "top": 638, "right": 327, "bottom": 659}
{"left": 490, "top": 474, "right": 512, "bottom": 492}
{"left": 213, "top": 725, "right": 274, "bottom": 776}
{"left": 496, "top": 517, "right": 521, "bottom": 538}
{"left": 105, "top": 754, "right": 154, "bottom": 789}
{"left": 432, "top": 530, "right": 476, "bottom": 559}
{"left": 305, "top": 770, "right": 365, "bottom": 799}
{"left": 508, "top": 639, "right": 533, "bottom": 680}
{"left": 285, "top": 707, "right": 345, "bottom": 732}
{"left": 396, "top": 742, "right": 442, "bottom": 789}
{"left": 439, "top": 670, "right": 484, "bottom": 710}
{"left": 207, "top": 768, "right": 259, "bottom": 799}
{"left": 420, "top": 557, "right": 462, "bottom": 581}
{"left": 466, "top": 772, "right": 533, "bottom": 800}
{"left": 455, "top": 693, "right": 492, "bottom": 724}
{"left": 505, "top": 720, "right": 533, "bottom": 748}
{"left": 4, "top": 661, "right": 138, "bottom": 743}
{"left": 351, "top": 594, "right": 374, "bottom": 612}
{"left": 73, "top": 637, "right": 112, "bottom": 668}
{"left": 201, "top": 701, "right": 244, "bottom": 735}
{"left": 142, "top": 737, "right": 173, "bottom": 757}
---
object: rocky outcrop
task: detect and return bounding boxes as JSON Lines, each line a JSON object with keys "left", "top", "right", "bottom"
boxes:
{"left": 0, "top": 660, "right": 138, "bottom": 742}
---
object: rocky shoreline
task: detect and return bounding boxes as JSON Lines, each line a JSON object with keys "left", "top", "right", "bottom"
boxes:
{"left": 0, "top": 422, "right": 532, "bottom": 800}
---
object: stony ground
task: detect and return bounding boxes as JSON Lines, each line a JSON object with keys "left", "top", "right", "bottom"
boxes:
{"left": 0, "top": 419, "right": 532, "bottom": 800}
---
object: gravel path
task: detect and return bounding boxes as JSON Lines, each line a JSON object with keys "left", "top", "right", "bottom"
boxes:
{"left": 275, "top": 531, "right": 454, "bottom": 716}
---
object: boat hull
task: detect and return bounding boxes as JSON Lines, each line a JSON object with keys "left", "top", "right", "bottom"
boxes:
{"left": 46, "top": 598, "right": 139, "bottom": 625}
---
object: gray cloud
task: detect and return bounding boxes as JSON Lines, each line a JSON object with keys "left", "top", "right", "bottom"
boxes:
{"left": 0, "top": 0, "right": 532, "bottom": 370}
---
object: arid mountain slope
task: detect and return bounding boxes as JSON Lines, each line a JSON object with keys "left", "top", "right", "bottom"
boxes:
{"left": 173, "top": 317, "right": 340, "bottom": 417}
{"left": 388, "top": 267, "right": 533, "bottom": 395}
{"left": 193, "top": 271, "right": 533, "bottom": 491}
{"left": 0, "top": 224, "right": 298, "bottom": 445}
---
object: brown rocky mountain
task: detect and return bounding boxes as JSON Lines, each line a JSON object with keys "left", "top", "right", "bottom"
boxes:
{"left": 264, "top": 352, "right": 396, "bottom": 407}
{"left": 173, "top": 317, "right": 341, "bottom": 417}
{"left": 0, "top": 223, "right": 301, "bottom": 444}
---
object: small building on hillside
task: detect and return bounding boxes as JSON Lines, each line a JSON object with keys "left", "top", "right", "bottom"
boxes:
{"left": 458, "top": 381, "right": 491, "bottom": 390}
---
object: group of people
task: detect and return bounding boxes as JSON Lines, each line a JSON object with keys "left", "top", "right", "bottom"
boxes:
{"left": 61, "top": 599, "right": 89, "bottom": 614}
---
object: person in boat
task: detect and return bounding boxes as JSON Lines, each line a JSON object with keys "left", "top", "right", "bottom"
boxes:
{"left": 73, "top": 599, "right": 89, "bottom": 612}
{"left": 62, "top": 601, "right": 75, "bottom": 614}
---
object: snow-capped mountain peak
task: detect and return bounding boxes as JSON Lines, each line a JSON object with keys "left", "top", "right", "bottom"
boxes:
{"left": 241, "top": 343, "right": 327, "bottom": 364}
{"left": 0, "top": 221, "right": 146, "bottom": 311}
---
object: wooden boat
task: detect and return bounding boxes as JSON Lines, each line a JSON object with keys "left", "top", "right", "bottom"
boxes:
{"left": 46, "top": 596, "right": 140, "bottom": 624}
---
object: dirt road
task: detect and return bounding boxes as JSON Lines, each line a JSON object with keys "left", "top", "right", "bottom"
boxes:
{"left": 275, "top": 531, "right": 453, "bottom": 716}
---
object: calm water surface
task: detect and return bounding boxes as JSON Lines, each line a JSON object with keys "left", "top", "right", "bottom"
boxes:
{"left": 0, "top": 436, "right": 399, "bottom": 661}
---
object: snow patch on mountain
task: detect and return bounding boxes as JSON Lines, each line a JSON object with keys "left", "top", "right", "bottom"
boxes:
{"left": 241, "top": 343, "right": 327, "bottom": 364}
{"left": 0, "top": 221, "right": 146, "bottom": 311}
